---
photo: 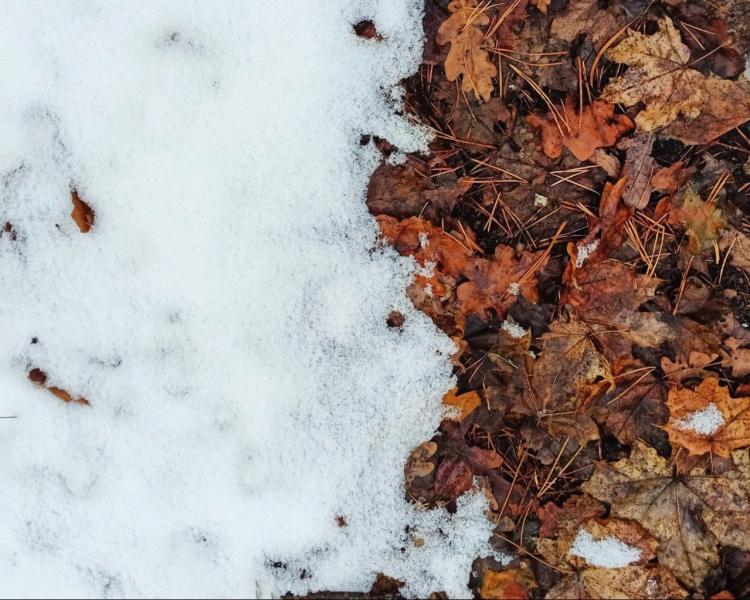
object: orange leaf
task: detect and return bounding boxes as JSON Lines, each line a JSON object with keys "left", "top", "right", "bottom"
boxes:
{"left": 71, "top": 189, "right": 95, "bottom": 233}
{"left": 527, "top": 99, "right": 633, "bottom": 161}
{"left": 480, "top": 569, "right": 533, "bottom": 600}
{"left": 665, "top": 378, "right": 750, "bottom": 457}
{"left": 442, "top": 387, "right": 481, "bottom": 421}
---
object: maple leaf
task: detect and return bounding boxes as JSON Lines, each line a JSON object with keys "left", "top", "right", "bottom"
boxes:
{"left": 442, "top": 387, "right": 481, "bottom": 421}
{"left": 591, "top": 367, "right": 669, "bottom": 447}
{"left": 514, "top": 310, "right": 613, "bottom": 444}
{"left": 527, "top": 99, "right": 633, "bottom": 161}
{"left": 583, "top": 442, "right": 750, "bottom": 588}
{"left": 601, "top": 17, "right": 705, "bottom": 131}
{"left": 665, "top": 378, "right": 750, "bottom": 458}
{"left": 663, "top": 77, "right": 750, "bottom": 145}
{"left": 436, "top": 0, "right": 496, "bottom": 102}
{"left": 70, "top": 189, "right": 95, "bottom": 233}
{"left": 537, "top": 517, "right": 687, "bottom": 599}
{"left": 456, "top": 244, "right": 549, "bottom": 320}
{"left": 658, "top": 185, "right": 726, "bottom": 254}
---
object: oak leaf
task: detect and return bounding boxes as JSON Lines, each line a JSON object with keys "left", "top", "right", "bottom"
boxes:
{"left": 665, "top": 378, "right": 750, "bottom": 458}
{"left": 436, "top": 0, "right": 496, "bottom": 102}
{"left": 602, "top": 17, "right": 705, "bottom": 131}
{"left": 583, "top": 442, "right": 750, "bottom": 588}
{"left": 527, "top": 99, "right": 633, "bottom": 161}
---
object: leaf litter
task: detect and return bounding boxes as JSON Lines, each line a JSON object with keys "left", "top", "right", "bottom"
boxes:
{"left": 360, "top": 0, "right": 750, "bottom": 597}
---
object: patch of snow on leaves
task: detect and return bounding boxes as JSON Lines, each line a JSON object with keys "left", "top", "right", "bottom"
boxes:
{"left": 575, "top": 239, "right": 600, "bottom": 268}
{"left": 569, "top": 529, "right": 641, "bottom": 568}
{"left": 501, "top": 318, "right": 527, "bottom": 339}
{"left": 0, "top": 1, "right": 499, "bottom": 598}
{"left": 673, "top": 402, "right": 725, "bottom": 436}
{"left": 507, "top": 282, "right": 520, "bottom": 296}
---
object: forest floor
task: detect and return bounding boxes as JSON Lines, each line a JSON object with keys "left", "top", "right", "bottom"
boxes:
{"left": 362, "top": 0, "right": 750, "bottom": 598}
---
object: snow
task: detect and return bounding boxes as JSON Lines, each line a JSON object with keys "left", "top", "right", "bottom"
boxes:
{"left": 569, "top": 529, "right": 641, "bottom": 568}
{"left": 0, "top": 1, "right": 499, "bottom": 598}
{"left": 507, "top": 282, "right": 521, "bottom": 296}
{"left": 673, "top": 402, "right": 725, "bottom": 436}
{"left": 500, "top": 318, "right": 527, "bottom": 339}
{"left": 575, "top": 239, "right": 600, "bottom": 268}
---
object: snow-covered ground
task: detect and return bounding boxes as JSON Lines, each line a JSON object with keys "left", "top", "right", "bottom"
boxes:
{"left": 0, "top": 1, "right": 496, "bottom": 597}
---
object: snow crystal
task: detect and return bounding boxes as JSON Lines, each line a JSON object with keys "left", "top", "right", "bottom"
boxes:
{"left": 569, "top": 529, "right": 641, "bottom": 568}
{"left": 673, "top": 402, "right": 725, "bottom": 436}
{"left": 575, "top": 239, "right": 600, "bottom": 268}
{"left": 501, "top": 318, "right": 527, "bottom": 339}
{"left": 0, "top": 1, "right": 498, "bottom": 598}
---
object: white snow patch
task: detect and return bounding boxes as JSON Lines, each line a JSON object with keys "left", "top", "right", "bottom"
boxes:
{"left": 507, "top": 282, "right": 520, "bottom": 296}
{"left": 533, "top": 193, "right": 548, "bottom": 208}
{"left": 500, "top": 318, "right": 527, "bottom": 339}
{"left": 0, "top": 1, "right": 499, "bottom": 598}
{"left": 569, "top": 529, "right": 641, "bottom": 568}
{"left": 575, "top": 239, "right": 600, "bottom": 268}
{"left": 418, "top": 232, "right": 430, "bottom": 249}
{"left": 673, "top": 403, "right": 725, "bottom": 436}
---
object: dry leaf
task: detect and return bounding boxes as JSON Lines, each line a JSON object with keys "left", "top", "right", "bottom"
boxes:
{"left": 436, "top": 0, "right": 496, "bottom": 102}
{"left": 405, "top": 441, "right": 438, "bottom": 483}
{"left": 620, "top": 133, "right": 656, "bottom": 209}
{"left": 658, "top": 185, "right": 726, "bottom": 254}
{"left": 663, "top": 77, "right": 750, "bottom": 145}
{"left": 527, "top": 99, "right": 633, "bottom": 161}
{"left": 549, "top": 0, "right": 620, "bottom": 48}
{"left": 70, "top": 189, "right": 95, "bottom": 233}
{"left": 27, "top": 368, "right": 90, "bottom": 406}
{"left": 583, "top": 442, "right": 750, "bottom": 588}
{"left": 602, "top": 17, "right": 705, "bottom": 131}
{"left": 480, "top": 568, "right": 534, "bottom": 600}
{"left": 665, "top": 378, "right": 750, "bottom": 457}
{"left": 442, "top": 387, "right": 481, "bottom": 421}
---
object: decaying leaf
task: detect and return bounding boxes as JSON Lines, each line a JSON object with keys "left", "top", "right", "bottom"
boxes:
{"left": 583, "top": 442, "right": 750, "bottom": 588}
{"left": 527, "top": 99, "right": 633, "bottom": 161}
{"left": 436, "top": 0, "right": 496, "bottom": 102}
{"left": 405, "top": 441, "right": 438, "bottom": 483}
{"left": 71, "top": 189, "right": 95, "bottom": 233}
{"left": 442, "top": 387, "right": 481, "bottom": 421}
{"left": 602, "top": 17, "right": 705, "bottom": 131}
{"left": 663, "top": 77, "right": 750, "bottom": 145}
{"left": 658, "top": 185, "right": 726, "bottom": 254}
{"left": 665, "top": 378, "right": 750, "bottom": 457}
{"left": 549, "top": 0, "right": 620, "bottom": 48}
{"left": 620, "top": 133, "right": 656, "bottom": 209}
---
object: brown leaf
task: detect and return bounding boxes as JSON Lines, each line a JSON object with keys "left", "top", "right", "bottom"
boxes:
{"left": 405, "top": 441, "right": 438, "bottom": 483}
{"left": 28, "top": 368, "right": 90, "bottom": 406}
{"left": 434, "top": 456, "right": 473, "bottom": 502}
{"left": 70, "top": 189, "right": 95, "bottom": 233}
{"left": 456, "top": 245, "right": 549, "bottom": 320}
{"left": 663, "top": 77, "right": 750, "bottom": 145}
{"left": 583, "top": 442, "right": 750, "bottom": 588}
{"left": 527, "top": 99, "right": 633, "bottom": 161}
{"left": 620, "top": 133, "right": 656, "bottom": 209}
{"left": 665, "top": 378, "right": 750, "bottom": 457}
{"left": 651, "top": 161, "right": 691, "bottom": 195}
{"left": 537, "top": 495, "right": 606, "bottom": 538}
{"left": 549, "top": 0, "right": 620, "bottom": 48}
{"left": 436, "top": 0, "right": 496, "bottom": 102}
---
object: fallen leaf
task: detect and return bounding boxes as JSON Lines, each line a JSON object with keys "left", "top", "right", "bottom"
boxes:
{"left": 663, "top": 77, "right": 750, "bottom": 145}
{"left": 583, "top": 442, "right": 750, "bottom": 588}
{"left": 620, "top": 133, "right": 656, "bottom": 209}
{"left": 658, "top": 184, "right": 726, "bottom": 254}
{"left": 442, "top": 387, "right": 481, "bottom": 421}
{"left": 70, "top": 189, "right": 95, "bottom": 233}
{"left": 480, "top": 568, "right": 533, "bottom": 600}
{"left": 530, "top": 0, "right": 550, "bottom": 15}
{"left": 434, "top": 456, "right": 473, "bottom": 502}
{"left": 651, "top": 161, "right": 691, "bottom": 195}
{"left": 405, "top": 441, "right": 438, "bottom": 483}
{"left": 527, "top": 99, "right": 633, "bottom": 161}
{"left": 549, "top": 0, "right": 620, "bottom": 48}
{"left": 27, "top": 368, "right": 90, "bottom": 406}
{"left": 436, "top": 0, "right": 496, "bottom": 102}
{"left": 664, "top": 378, "right": 750, "bottom": 457}
{"left": 602, "top": 17, "right": 705, "bottom": 131}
